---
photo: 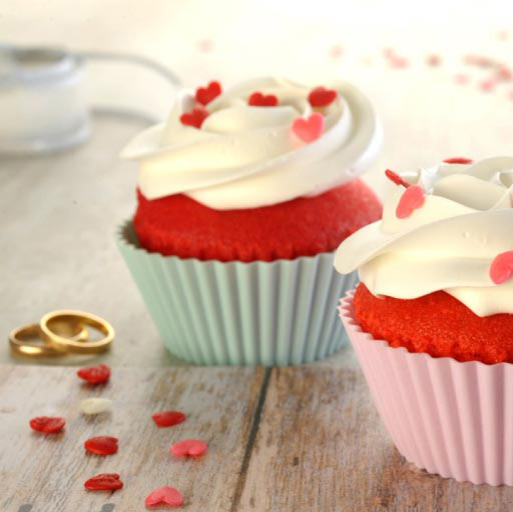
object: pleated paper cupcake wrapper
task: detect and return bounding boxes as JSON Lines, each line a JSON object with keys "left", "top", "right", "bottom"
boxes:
{"left": 117, "top": 220, "right": 356, "bottom": 366}
{"left": 339, "top": 290, "right": 513, "bottom": 486}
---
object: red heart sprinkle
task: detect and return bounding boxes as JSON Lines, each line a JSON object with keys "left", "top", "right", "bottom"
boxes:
{"left": 291, "top": 113, "right": 325, "bottom": 143}
{"left": 145, "top": 487, "right": 183, "bottom": 508}
{"left": 152, "top": 411, "right": 186, "bottom": 428}
{"left": 170, "top": 439, "right": 207, "bottom": 458}
{"left": 77, "top": 364, "right": 111, "bottom": 385}
{"left": 396, "top": 185, "right": 425, "bottom": 219}
{"left": 84, "top": 473, "right": 123, "bottom": 491}
{"left": 195, "top": 81, "right": 222, "bottom": 105}
{"left": 308, "top": 86, "right": 337, "bottom": 107}
{"left": 385, "top": 169, "right": 410, "bottom": 188}
{"left": 30, "top": 416, "right": 65, "bottom": 434}
{"left": 85, "top": 436, "right": 119, "bottom": 456}
{"left": 180, "top": 107, "right": 209, "bottom": 129}
{"left": 490, "top": 251, "right": 513, "bottom": 285}
{"left": 248, "top": 92, "right": 278, "bottom": 107}
{"left": 443, "top": 157, "right": 473, "bottom": 164}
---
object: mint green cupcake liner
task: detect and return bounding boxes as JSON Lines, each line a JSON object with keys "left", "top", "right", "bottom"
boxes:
{"left": 117, "top": 221, "right": 357, "bottom": 366}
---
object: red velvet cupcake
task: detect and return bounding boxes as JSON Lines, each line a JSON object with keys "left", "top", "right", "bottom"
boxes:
{"left": 353, "top": 283, "right": 513, "bottom": 364}
{"left": 134, "top": 181, "right": 381, "bottom": 262}
{"left": 336, "top": 157, "right": 513, "bottom": 485}
{"left": 119, "top": 77, "right": 381, "bottom": 365}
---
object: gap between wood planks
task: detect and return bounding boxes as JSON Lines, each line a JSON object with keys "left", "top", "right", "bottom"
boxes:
{"left": 230, "top": 367, "right": 272, "bottom": 512}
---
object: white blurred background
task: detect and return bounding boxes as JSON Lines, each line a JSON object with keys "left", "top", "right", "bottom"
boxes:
{"left": 3, "top": 0, "right": 513, "bottom": 187}
{"left": 2, "top": 0, "right": 513, "bottom": 186}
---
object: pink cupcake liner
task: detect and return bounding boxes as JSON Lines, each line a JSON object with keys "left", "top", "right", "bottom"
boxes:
{"left": 339, "top": 290, "right": 513, "bottom": 486}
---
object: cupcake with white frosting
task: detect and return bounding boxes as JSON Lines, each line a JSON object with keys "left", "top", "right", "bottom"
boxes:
{"left": 336, "top": 156, "right": 513, "bottom": 485}
{"left": 118, "top": 77, "right": 381, "bottom": 366}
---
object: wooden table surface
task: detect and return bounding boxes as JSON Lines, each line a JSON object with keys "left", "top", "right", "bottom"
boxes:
{"left": 3, "top": 364, "right": 513, "bottom": 512}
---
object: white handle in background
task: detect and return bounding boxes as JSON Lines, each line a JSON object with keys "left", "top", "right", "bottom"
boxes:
{"left": 0, "top": 44, "right": 181, "bottom": 155}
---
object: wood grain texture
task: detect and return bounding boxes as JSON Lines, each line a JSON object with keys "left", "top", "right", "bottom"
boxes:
{"left": 2, "top": 365, "right": 513, "bottom": 511}
{"left": 0, "top": 365, "right": 265, "bottom": 512}
{"left": 238, "top": 367, "right": 513, "bottom": 512}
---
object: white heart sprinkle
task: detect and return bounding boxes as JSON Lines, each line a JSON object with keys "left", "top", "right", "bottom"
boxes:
{"left": 80, "top": 398, "right": 112, "bottom": 415}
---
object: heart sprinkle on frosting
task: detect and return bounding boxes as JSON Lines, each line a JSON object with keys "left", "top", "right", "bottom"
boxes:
{"left": 145, "top": 486, "right": 184, "bottom": 508}
{"left": 180, "top": 107, "right": 209, "bottom": 129}
{"left": 308, "top": 86, "right": 337, "bottom": 107}
{"left": 490, "top": 251, "right": 513, "bottom": 284}
{"left": 291, "top": 113, "right": 325, "bottom": 143}
{"left": 195, "top": 81, "right": 222, "bottom": 105}
{"left": 170, "top": 439, "right": 208, "bottom": 458}
{"left": 396, "top": 185, "right": 425, "bottom": 219}
{"left": 248, "top": 91, "right": 278, "bottom": 107}
{"left": 443, "top": 157, "right": 474, "bottom": 164}
{"left": 385, "top": 169, "right": 410, "bottom": 188}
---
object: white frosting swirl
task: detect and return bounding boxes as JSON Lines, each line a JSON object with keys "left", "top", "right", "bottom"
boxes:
{"left": 121, "top": 77, "right": 381, "bottom": 210}
{"left": 334, "top": 157, "right": 513, "bottom": 316}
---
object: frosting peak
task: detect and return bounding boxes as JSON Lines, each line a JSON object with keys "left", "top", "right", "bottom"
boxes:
{"left": 121, "top": 77, "right": 380, "bottom": 210}
{"left": 334, "top": 157, "right": 513, "bottom": 316}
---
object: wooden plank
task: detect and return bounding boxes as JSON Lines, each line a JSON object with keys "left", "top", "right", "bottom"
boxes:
{"left": 4, "top": 363, "right": 513, "bottom": 511}
{"left": 239, "top": 366, "right": 513, "bottom": 512}
{"left": 0, "top": 365, "right": 265, "bottom": 512}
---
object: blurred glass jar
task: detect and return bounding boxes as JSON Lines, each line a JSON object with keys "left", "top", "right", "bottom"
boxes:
{"left": 0, "top": 45, "right": 90, "bottom": 154}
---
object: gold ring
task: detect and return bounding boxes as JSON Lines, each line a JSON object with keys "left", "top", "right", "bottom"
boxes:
{"left": 45, "top": 317, "right": 90, "bottom": 343}
{"left": 40, "top": 310, "right": 114, "bottom": 354}
{"left": 9, "top": 322, "right": 89, "bottom": 357}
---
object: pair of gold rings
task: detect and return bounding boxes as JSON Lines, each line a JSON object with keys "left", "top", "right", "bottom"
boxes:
{"left": 9, "top": 310, "right": 114, "bottom": 358}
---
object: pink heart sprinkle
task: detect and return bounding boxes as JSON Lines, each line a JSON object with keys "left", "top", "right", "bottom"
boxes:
{"left": 170, "top": 439, "right": 207, "bottom": 458}
{"left": 390, "top": 56, "right": 409, "bottom": 69}
{"left": 480, "top": 79, "right": 495, "bottom": 92}
{"left": 455, "top": 74, "right": 469, "bottom": 85}
{"left": 490, "top": 251, "right": 513, "bottom": 285}
{"left": 291, "top": 113, "right": 325, "bottom": 143}
{"left": 145, "top": 486, "right": 183, "bottom": 508}
{"left": 396, "top": 185, "right": 425, "bottom": 219}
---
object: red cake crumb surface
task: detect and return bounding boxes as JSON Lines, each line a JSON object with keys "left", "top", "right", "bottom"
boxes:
{"left": 354, "top": 283, "right": 513, "bottom": 365}
{"left": 134, "top": 179, "right": 382, "bottom": 262}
